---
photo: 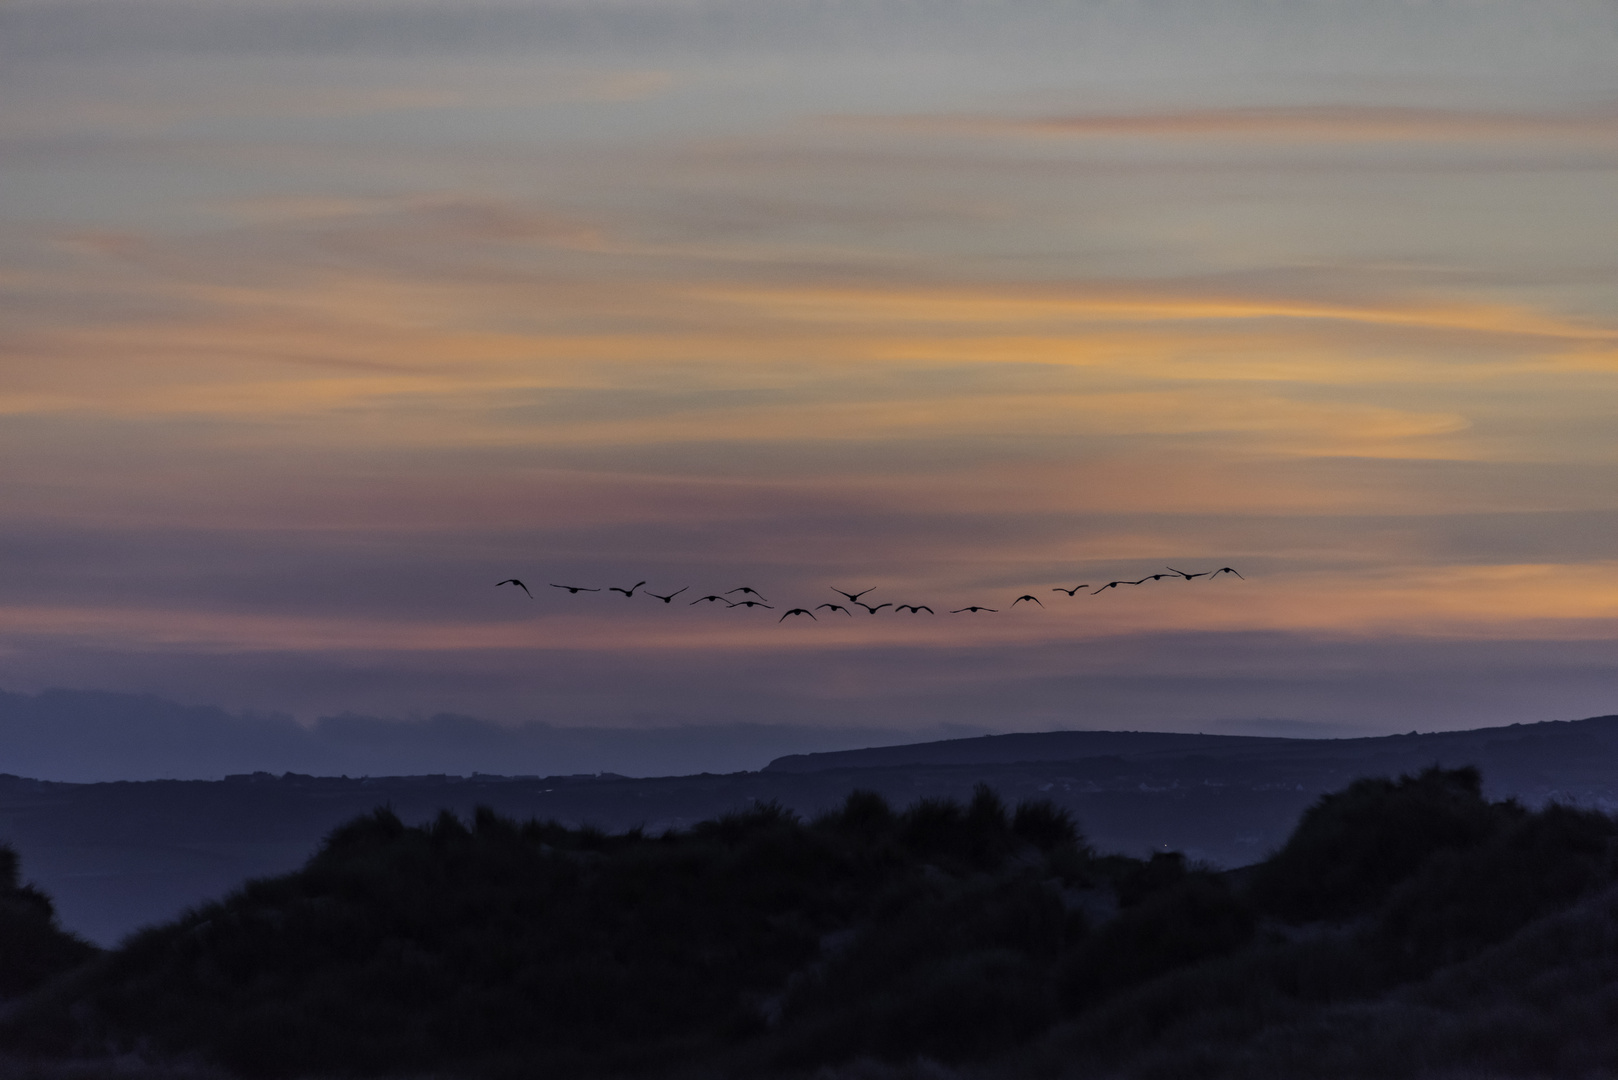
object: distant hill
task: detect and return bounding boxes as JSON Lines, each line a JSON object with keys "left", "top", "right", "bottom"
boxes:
{"left": 765, "top": 717, "right": 1618, "bottom": 800}
{"left": 765, "top": 728, "right": 1298, "bottom": 770}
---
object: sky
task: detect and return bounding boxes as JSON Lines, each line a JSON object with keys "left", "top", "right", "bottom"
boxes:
{"left": 3, "top": 0, "right": 1618, "bottom": 775}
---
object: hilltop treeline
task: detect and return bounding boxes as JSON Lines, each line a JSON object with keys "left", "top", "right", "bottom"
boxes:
{"left": 4, "top": 768, "right": 1618, "bottom": 1079}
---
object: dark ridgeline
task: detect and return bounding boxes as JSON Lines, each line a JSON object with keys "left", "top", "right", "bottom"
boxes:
{"left": 6, "top": 770, "right": 1618, "bottom": 1079}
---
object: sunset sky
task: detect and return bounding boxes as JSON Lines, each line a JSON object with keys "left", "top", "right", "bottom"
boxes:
{"left": 4, "top": 0, "right": 1618, "bottom": 764}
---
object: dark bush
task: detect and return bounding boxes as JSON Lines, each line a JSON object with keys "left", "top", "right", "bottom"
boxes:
{"left": 1250, "top": 765, "right": 1506, "bottom": 922}
{"left": 827, "top": 789, "right": 896, "bottom": 839}
{"left": 1114, "top": 851, "right": 1189, "bottom": 908}
{"left": 1012, "top": 798, "right": 1082, "bottom": 851}
{"left": 779, "top": 874, "right": 1071, "bottom": 1065}
{"left": 897, "top": 785, "right": 1017, "bottom": 871}
{"left": 1371, "top": 800, "right": 1618, "bottom": 974}
{"left": 0, "top": 843, "right": 98, "bottom": 999}
{"left": 1059, "top": 872, "right": 1255, "bottom": 1008}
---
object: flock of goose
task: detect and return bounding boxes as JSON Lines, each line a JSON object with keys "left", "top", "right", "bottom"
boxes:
{"left": 495, "top": 567, "right": 1243, "bottom": 622}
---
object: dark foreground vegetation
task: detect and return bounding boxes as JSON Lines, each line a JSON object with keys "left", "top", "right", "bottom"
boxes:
{"left": 4, "top": 767, "right": 1618, "bottom": 1079}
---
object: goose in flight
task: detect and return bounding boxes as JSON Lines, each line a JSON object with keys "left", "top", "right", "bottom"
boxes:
{"left": 816, "top": 603, "right": 854, "bottom": 616}
{"left": 854, "top": 601, "right": 892, "bottom": 614}
{"left": 550, "top": 584, "right": 600, "bottom": 594}
{"left": 727, "top": 586, "right": 769, "bottom": 601}
{"left": 1209, "top": 567, "right": 1244, "bottom": 579}
{"left": 1051, "top": 585, "right": 1089, "bottom": 596}
{"left": 1165, "top": 567, "right": 1210, "bottom": 581}
{"left": 496, "top": 579, "right": 533, "bottom": 598}
{"left": 730, "top": 600, "right": 774, "bottom": 609}
{"left": 646, "top": 587, "right": 689, "bottom": 604}
{"left": 1011, "top": 594, "right": 1043, "bottom": 607}
{"left": 895, "top": 604, "right": 933, "bottom": 614}
{"left": 608, "top": 581, "right": 647, "bottom": 597}
{"left": 832, "top": 587, "right": 876, "bottom": 603}
{"left": 1135, "top": 573, "right": 1176, "bottom": 583}
{"left": 951, "top": 606, "right": 996, "bottom": 613}
{"left": 780, "top": 608, "right": 816, "bottom": 622}
{"left": 690, "top": 594, "right": 734, "bottom": 605}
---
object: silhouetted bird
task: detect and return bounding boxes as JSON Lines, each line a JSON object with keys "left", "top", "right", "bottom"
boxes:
{"left": 1166, "top": 567, "right": 1210, "bottom": 580}
{"left": 895, "top": 604, "right": 933, "bottom": 614}
{"left": 817, "top": 603, "right": 854, "bottom": 616}
{"left": 1135, "top": 573, "right": 1176, "bottom": 582}
{"left": 780, "top": 608, "right": 816, "bottom": 622}
{"left": 1093, "top": 581, "right": 1129, "bottom": 593}
{"left": 1210, "top": 567, "right": 1244, "bottom": 579}
{"left": 727, "top": 587, "right": 769, "bottom": 601}
{"left": 550, "top": 584, "right": 600, "bottom": 594}
{"left": 646, "top": 587, "right": 689, "bottom": 604}
{"left": 951, "top": 606, "right": 996, "bottom": 613}
{"left": 608, "top": 581, "right": 646, "bottom": 597}
{"left": 1011, "top": 595, "right": 1042, "bottom": 607}
{"left": 730, "top": 600, "right": 774, "bottom": 609}
{"left": 854, "top": 602, "right": 892, "bottom": 614}
{"left": 832, "top": 587, "right": 876, "bottom": 603}
{"left": 496, "top": 579, "right": 533, "bottom": 598}
{"left": 1052, "top": 585, "right": 1089, "bottom": 596}
{"left": 690, "top": 594, "right": 734, "bottom": 605}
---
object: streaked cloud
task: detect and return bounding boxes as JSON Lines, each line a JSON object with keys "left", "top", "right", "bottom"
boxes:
{"left": 843, "top": 104, "right": 1618, "bottom": 144}
{"left": 2, "top": 0, "right": 1617, "bottom": 755}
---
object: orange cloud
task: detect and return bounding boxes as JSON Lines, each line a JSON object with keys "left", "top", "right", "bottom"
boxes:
{"left": 838, "top": 105, "right": 1618, "bottom": 144}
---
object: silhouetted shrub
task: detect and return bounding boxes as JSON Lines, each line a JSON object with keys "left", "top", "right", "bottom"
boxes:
{"left": 1059, "top": 872, "right": 1254, "bottom": 1008}
{"left": 825, "top": 789, "right": 897, "bottom": 840}
{"left": 897, "top": 785, "right": 1016, "bottom": 871}
{"left": 1012, "top": 798, "right": 1081, "bottom": 851}
{"left": 1371, "top": 800, "right": 1618, "bottom": 975}
{"left": 1114, "top": 851, "right": 1189, "bottom": 908}
{"left": 1250, "top": 765, "right": 1505, "bottom": 922}
{"left": 0, "top": 843, "right": 97, "bottom": 999}
{"left": 779, "top": 874, "right": 1071, "bottom": 1065}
